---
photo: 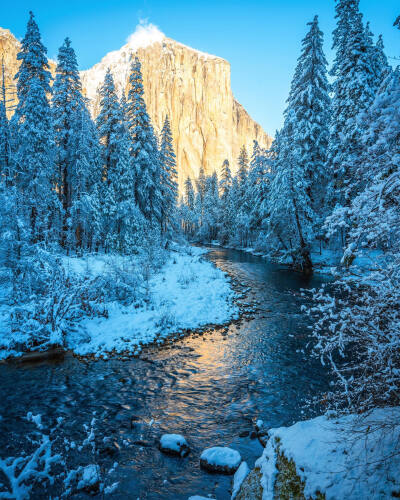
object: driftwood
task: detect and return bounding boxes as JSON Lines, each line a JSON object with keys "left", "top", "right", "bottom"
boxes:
{"left": 13, "top": 347, "right": 66, "bottom": 364}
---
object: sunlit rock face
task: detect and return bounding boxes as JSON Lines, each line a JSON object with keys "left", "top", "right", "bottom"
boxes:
{"left": 0, "top": 25, "right": 272, "bottom": 191}
{"left": 0, "top": 28, "right": 23, "bottom": 116}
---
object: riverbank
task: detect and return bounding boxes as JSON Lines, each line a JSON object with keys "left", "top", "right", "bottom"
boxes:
{"left": 0, "top": 245, "right": 238, "bottom": 360}
{"left": 236, "top": 407, "right": 400, "bottom": 499}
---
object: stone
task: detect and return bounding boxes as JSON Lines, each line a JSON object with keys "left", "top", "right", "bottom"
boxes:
{"left": 159, "top": 434, "right": 190, "bottom": 457}
{"left": 235, "top": 467, "right": 263, "bottom": 500}
{"left": 200, "top": 446, "right": 241, "bottom": 474}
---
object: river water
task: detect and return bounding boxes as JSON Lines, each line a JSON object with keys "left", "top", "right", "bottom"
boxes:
{"left": 0, "top": 248, "right": 330, "bottom": 499}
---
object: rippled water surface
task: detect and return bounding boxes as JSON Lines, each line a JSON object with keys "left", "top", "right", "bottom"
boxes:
{"left": 0, "top": 248, "right": 330, "bottom": 499}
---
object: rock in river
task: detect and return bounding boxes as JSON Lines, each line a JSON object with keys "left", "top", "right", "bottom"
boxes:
{"left": 200, "top": 446, "right": 241, "bottom": 474}
{"left": 159, "top": 434, "right": 190, "bottom": 457}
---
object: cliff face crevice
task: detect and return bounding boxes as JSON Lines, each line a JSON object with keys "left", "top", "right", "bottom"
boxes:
{"left": 0, "top": 27, "right": 272, "bottom": 190}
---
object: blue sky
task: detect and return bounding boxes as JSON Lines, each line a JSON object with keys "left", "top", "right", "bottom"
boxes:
{"left": 4, "top": 1, "right": 399, "bottom": 136}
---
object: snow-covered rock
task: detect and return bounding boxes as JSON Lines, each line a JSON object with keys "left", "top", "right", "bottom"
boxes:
{"left": 200, "top": 446, "right": 241, "bottom": 474}
{"left": 159, "top": 434, "right": 190, "bottom": 457}
{"left": 244, "top": 407, "right": 400, "bottom": 500}
{"left": 188, "top": 497, "right": 214, "bottom": 500}
{"left": 76, "top": 464, "right": 100, "bottom": 493}
{"left": 231, "top": 461, "right": 250, "bottom": 499}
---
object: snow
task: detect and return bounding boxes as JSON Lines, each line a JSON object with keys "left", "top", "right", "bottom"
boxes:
{"left": 188, "top": 497, "right": 214, "bottom": 500}
{"left": 200, "top": 447, "right": 241, "bottom": 470}
{"left": 26, "top": 412, "right": 43, "bottom": 430}
{"left": 231, "top": 461, "right": 250, "bottom": 499}
{"left": 65, "top": 247, "right": 237, "bottom": 356}
{"left": 126, "top": 21, "right": 165, "bottom": 51}
{"left": 76, "top": 464, "right": 100, "bottom": 491}
{"left": 0, "top": 246, "right": 237, "bottom": 360}
{"left": 255, "top": 407, "right": 400, "bottom": 500}
{"left": 159, "top": 434, "right": 189, "bottom": 456}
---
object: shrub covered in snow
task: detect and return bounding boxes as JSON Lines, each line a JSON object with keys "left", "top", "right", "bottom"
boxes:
{"left": 0, "top": 413, "right": 118, "bottom": 499}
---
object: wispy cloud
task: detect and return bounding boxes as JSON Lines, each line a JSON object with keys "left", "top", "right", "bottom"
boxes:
{"left": 126, "top": 19, "right": 165, "bottom": 50}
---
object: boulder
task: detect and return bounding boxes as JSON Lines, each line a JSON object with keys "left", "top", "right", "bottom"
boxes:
{"left": 200, "top": 446, "right": 241, "bottom": 474}
{"left": 232, "top": 461, "right": 250, "bottom": 499}
{"left": 159, "top": 434, "right": 190, "bottom": 457}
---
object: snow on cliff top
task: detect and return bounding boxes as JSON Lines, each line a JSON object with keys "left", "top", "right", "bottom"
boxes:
{"left": 80, "top": 21, "right": 222, "bottom": 102}
{"left": 126, "top": 21, "right": 165, "bottom": 51}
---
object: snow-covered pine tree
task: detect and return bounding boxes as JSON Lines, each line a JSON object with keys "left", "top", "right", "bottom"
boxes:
{"left": 196, "top": 166, "right": 207, "bottom": 206}
{"left": 237, "top": 145, "right": 249, "bottom": 189}
{"left": 327, "top": 0, "right": 359, "bottom": 207}
{"left": 328, "top": 2, "right": 383, "bottom": 209}
{"left": 52, "top": 37, "right": 86, "bottom": 248}
{"left": 219, "top": 159, "right": 232, "bottom": 201}
{"left": 247, "top": 140, "right": 270, "bottom": 231}
{"left": 366, "top": 27, "right": 391, "bottom": 86}
{"left": 199, "top": 171, "right": 220, "bottom": 242}
{"left": 13, "top": 12, "right": 61, "bottom": 244}
{"left": 267, "top": 117, "right": 313, "bottom": 273}
{"left": 225, "top": 175, "right": 240, "bottom": 244}
{"left": 159, "top": 115, "right": 178, "bottom": 234}
{"left": 326, "top": 6, "right": 390, "bottom": 246}
{"left": 266, "top": 17, "right": 331, "bottom": 272}
{"left": 109, "top": 108, "right": 143, "bottom": 254}
{"left": 290, "top": 16, "right": 330, "bottom": 235}
{"left": 181, "top": 176, "right": 196, "bottom": 236}
{"left": 126, "top": 57, "right": 161, "bottom": 222}
{"left": 96, "top": 68, "right": 125, "bottom": 182}
{"left": 97, "top": 68, "right": 126, "bottom": 250}
{"left": 68, "top": 103, "right": 103, "bottom": 251}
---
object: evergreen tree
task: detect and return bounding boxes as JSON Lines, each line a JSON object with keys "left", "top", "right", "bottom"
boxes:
{"left": 13, "top": 12, "right": 60, "bottom": 244}
{"left": 247, "top": 140, "right": 270, "bottom": 230}
{"left": 199, "top": 171, "right": 220, "bottom": 241}
{"left": 126, "top": 57, "right": 161, "bottom": 222}
{"left": 328, "top": 2, "right": 381, "bottom": 207}
{"left": 237, "top": 145, "right": 249, "bottom": 186}
{"left": 14, "top": 11, "right": 52, "bottom": 105}
{"left": 219, "top": 159, "right": 232, "bottom": 201}
{"left": 182, "top": 176, "right": 195, "bottom": 236}
{"left": 68, "top": 104, "right": 103, "bottom": 251}
{"left": 290, "top": 16, "right": 330, "bottom": 222}
{"left": 159, "top": 115, "right": 178, "bottom": 233}
{"left": 52, "top": 37, "right": 85, "bottom": 246}
{"left": 96, "top": 68, "right": 125, "bottom": 181}
{"left": 196, "top": 166, "right": 207, "bottom": 205}
{"left": 267, "top": 114, "right": 314, "bottom": 273}
{"left": 328, "top": 0, "right": 359, "bottom": 205}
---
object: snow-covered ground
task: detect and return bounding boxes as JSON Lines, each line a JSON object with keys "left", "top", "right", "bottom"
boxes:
{"left": 67, "top": 246, "right": 238, "bottom": 357}
{"left": 0, "top": 246, "right": 238, "bottom": 360}
{"left": 254, "top": 407, "right": 400, "bottom": 499}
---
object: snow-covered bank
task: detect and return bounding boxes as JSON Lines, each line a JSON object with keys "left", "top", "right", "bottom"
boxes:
{"left": 0, "top": 246, "right": 238, "bottom": 360}
{"left": 237, "top": 407, "right": 400, "bottom": 499}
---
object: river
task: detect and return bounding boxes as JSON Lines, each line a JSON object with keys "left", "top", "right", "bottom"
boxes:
{"left": 0, "top": 247, "right": 330, "bottom": 499}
